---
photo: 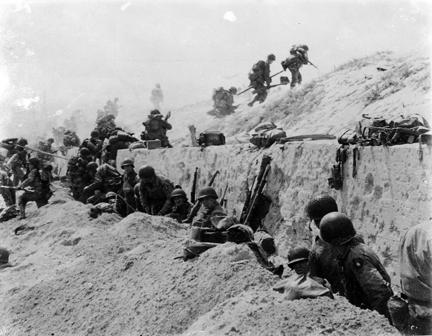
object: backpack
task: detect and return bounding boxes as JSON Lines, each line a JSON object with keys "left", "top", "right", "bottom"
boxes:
{"left": 250, "top": 122, "right": 286, "bottom": 149}
{"left": 198, "top": 131, "right": 225, "bottom": 146}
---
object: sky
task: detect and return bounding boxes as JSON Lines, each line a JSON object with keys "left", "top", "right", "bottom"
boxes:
{"left": 0, "top": 0, "right": 431, "bottom": 139}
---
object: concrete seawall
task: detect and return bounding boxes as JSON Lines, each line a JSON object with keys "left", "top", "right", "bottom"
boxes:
{"left": 118, "top": 141, "right": 432, "bottom": 283}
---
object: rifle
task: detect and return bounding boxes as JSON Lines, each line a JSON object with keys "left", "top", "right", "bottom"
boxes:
{"left": 243, "top": 163, "right": 271, "bottom": 226}
{"left": 183, "top": 168, "right": 219, "bottom": 224}
{"left": 220, "top": 184, "right": 229, "bottom": 208}
{"left": 208, "top": 170, "right": 219, "bottom": 187}
{"left": 25, "top": 146, "right": 68, "bottom": 160}
{"left": 307, "top": 60, "right": 318, "bottom": 69}
{"left": 0, "top": 185, "right": 34, "bottom": 192}
{"left": 190, "top": 167, "right": 199, "bottom": 204}
{"left": 165, "top": 111, "right": 171, "bottom": 122}
{"left": 239, "top": 175, "right": 256, "bottom": 223}
{"left": 240, "top": 155, "right": 272, "bottom": 225}
{"left": 237, "top": 70, "right": 286, "bottom": 96}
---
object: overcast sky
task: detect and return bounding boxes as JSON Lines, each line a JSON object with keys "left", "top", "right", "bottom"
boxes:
{"left": 0, "top": 0, "right": 431, "bottom": 137}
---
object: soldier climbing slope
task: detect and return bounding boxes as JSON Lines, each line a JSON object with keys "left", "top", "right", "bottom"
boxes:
{"left": 319, "top": 212, "right": 393, "bottom": 319}
{"left": 141, "top": 110, "right": 172, "bottom": 148}
{"left": 281, "top": 44, "right": 311, "bottom": 88}
{"left": 6, "top": 138, "right": 28, "bottom": 186}
{"left": 210, "top": 87, "right": 238, "bottom": 117}
{"left": 248, "top": 54, "right": 275, "bottom": 107}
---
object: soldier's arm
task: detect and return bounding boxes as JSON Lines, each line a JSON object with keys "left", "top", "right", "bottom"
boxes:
{"left": 20, "top": 170, "right": 35, "bottom": 188}
{"left": 138, "top": 188, "right": 150, "bottom": 214}
{"left": 163, "top": 121, "right": 172, "bottom": 130}
{"left": 157, "top": 181, "right": 175, "bottom": 215}
{"left": 351, "top": 258, "right": 393, "bottom": 316}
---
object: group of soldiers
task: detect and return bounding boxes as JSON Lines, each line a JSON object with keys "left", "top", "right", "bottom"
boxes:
{"left": 0, "top": 138, "right": 54, "bottom": 220}
{"left": 210, "top": 44, "right": 312, "bottom": 114}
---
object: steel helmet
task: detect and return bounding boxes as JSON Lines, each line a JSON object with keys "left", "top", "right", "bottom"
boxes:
{"left": 138, "top": 165, "right": 155, "bottom": 178}
{"left": 305, "top": 195, "right": 338, "bottom": 224}
{"left": 47, "top": 138, "right": 54, "bottom": 143}
{"left": 90, "top": 130, "right": 100, "bottom": 138}
{"left": 171, "top": 188, "right": 187, "bottom": 199}
{"left": 105, "top": 191, "right": 117, "bottom": 199}
{"left": 16, "top": 138, "right": 28, "bottom": 147}
{"left": 121, "top": 158, "right": 134, "bottom": 169}
{"left": 267, "top": 54, "right": 276, "bottom": 61}
{"left": 197, "top": 187, "right": 218, "bottom": 200}
{"left": 229, "top": 86, "right": 237, "bottom": 94}
{"left": 287, "top": 246, "right": 310, "bottom": 266}
{"left": 0, "top": 247, "right": 10, "bottom": 264}
{"left": 319, "top": 212, "right": 356, "bottom": 246}
{"left": 79, "top": 147, "right": 91, "bottom": 157}
{"left": 87, "top": 161, "right": 98, "bottom": 170}
{"left": 150, "top": 109, "right": 161, "bottom": 116}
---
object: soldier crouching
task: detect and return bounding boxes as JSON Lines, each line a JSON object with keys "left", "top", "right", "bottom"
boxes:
{"left": 18, "top": 158, "right": 46, "bottom": 219}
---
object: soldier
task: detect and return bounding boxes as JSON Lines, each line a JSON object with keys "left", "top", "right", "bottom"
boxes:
{"left": 396, "top": 222, "right": 432, "bottom": 334}
{"left": 63, "top": 129, "right": 80, "bottom": 147}
{"left": 67, "top": 148, "right": 92, "bottom": 201}
{"left": 83, "top": 162, "right": 122, "bottom": 199}
{"left": 273, "top": 246, "right": 333, "bottom": 299}
{"left": 191, "top": 187, "right": 227, "bottom": 229}
{"left": 40, "top": 163, "right": 54, "bottom": 205}
{"left": 37, "top": 138, "right": 56, "bottom": 163}
{"left": 306, "top": 195, "right": 345, "bottom": 294}
{"left": 165, "top": 188, "right": 192, "bottom": 222}
{"left": 0, "top": 167, "right": 15, "bottom": 206}
{"left": 80, "top": 130, "right": 103, "bottom": 161}
{"left": 141, "top": 110, "right": 172, "bottom": 148}
{"left": 281, "top": 44, "right": 309, "bottom": 88}
{"left": 247, "top": 54, "right": 275, "bottom": 107}
{"left": 136, "top": 165, "right": 174, "bottom": 215}
{"left": 17, "top": 157, "right": 45, "bottom": 219}
{"left": 116, "top": 158, "right": 139, "bottom": 217}
{"left": 86, "top": 189, "right": 107, "bottom": 205}
{"left": 6, "top": 138, "right": 28, "bottom": 187}
{"left": 212, "top": 87, "right": 237, "bottom": 116}
{"left": 150, "top": 84, "right": 164, "bottom": 110}
{"left": 320, "top": 212, "right": 393, "bottom": 318}
{"left": 96, "top": 114, "right": 117, "bottom": 140}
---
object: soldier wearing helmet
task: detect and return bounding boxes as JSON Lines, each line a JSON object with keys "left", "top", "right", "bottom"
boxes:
{"left": 141, "top": 109, "right": 172, "bottom": 148}
{"left": 80, "top": 130, "right": 103, "bottom": 161}
{"left": 83, "top": 162, "right": 122, "bottom": 201}
{"left": 281, "top": 44, "right": 310, "bottom": 88}
{"left": 211, "top": 86, "right": 238, "bottom": 117}
{"left": 305, "top": 195, "right": 346, "bottom": 294}
{"left": 319, "top": 212, "right": 393, "bottom": 319}
{"left": 164, "top": 188, "right": 192, "bottom": 222}
{"left": 115, "top": 158, "right": 139, "bottom": 217}
{"left": 67, "top": 148, "right": 93, "bottom": 202}
{"left": 17, "top": 157, "right": 45, "bottom": 219}
{"left": 247, "top": 54, "right": 275, "bottom": 107}
{"left": 6, "top": 138, "right": 28, "bottom": 186}
{"left": 136, "top": 165, "right": 174, "bottom": 215}
{"left": 191, "top": 187, "right": 227, "bottom": 230}
{"left": 273, "top": 246, "right": 333, "bottom": 300}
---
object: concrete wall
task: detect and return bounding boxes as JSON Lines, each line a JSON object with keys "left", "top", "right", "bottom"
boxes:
{"left": 118, "top": 141, "right": 432, "bottom": 284}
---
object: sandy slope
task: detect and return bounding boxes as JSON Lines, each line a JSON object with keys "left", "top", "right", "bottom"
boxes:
{"left": 0, "top": 187, "right": 397, "bottom": 336}
{"left": 168, "top": 51, "right": 430, "bottom": 145}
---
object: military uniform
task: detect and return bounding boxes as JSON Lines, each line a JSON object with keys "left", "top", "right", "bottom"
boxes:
{"left": 338, "top": 242, "right": 393, "bottom": 318}
{"left": 0, "top": 169, "right": 15, "bottom": 206}
{"left": 192, "top": 203, "right": 226, "bottom": 229}
{"left": 67, "top": 154, "right": 91, "bottom": 201}
{"left": 116, "top": 170, "right": 139, "bottom": 217}
{"left": 7, "top": 149, "right": 27, "bottom": 186}
{"left": 212, "top": 88, "right": 236, "bottom": 116}
{"left": 248, "top": 60, "right": 272, "bottom": 106}
{"left": 309, "top": 236, "right": 345, "bottom": 295}
{"left": 399, "top": 222, "right": 432, "bottom": 334}
{"left": 137, "top": 176, "right": 174, "bottom": 215}
{"left": 84, "top": 163, "right": 121, "bottom": 196}
{"left": 141, "top": 112, "right": 172, "bottom": 148}
{"left": 18, "top": 168, "right": 45, "bottom": 218}
{"left": 165, "top": 200, "right": 192, "bottom": 222}
{"left": 80, "top": 137, "right": 102, "bottom": 161}
{"left": 282, "top": 46, "right": 309, "bottom": 88}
